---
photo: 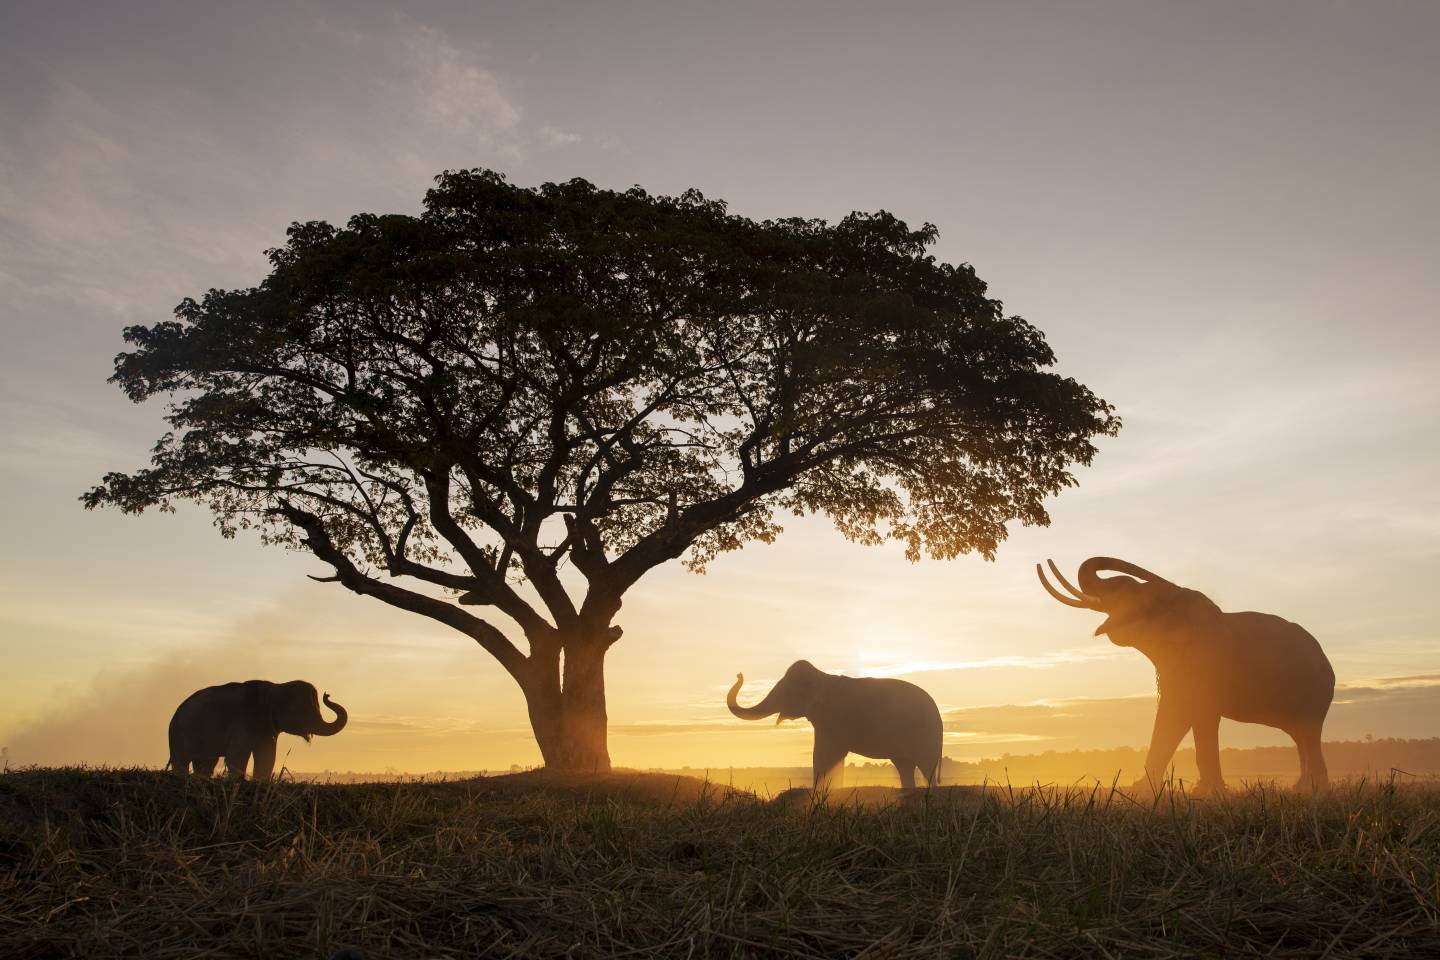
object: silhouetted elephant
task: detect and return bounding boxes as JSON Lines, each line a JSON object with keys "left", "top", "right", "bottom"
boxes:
{"left": 727, "top": 660, "right": 943, "bottom": 789}
{"left": 168, "top": 679, "right": 348, "bottom": 780}
{"left": 1038, "top": 557, "right": 1334, "bottom": 794}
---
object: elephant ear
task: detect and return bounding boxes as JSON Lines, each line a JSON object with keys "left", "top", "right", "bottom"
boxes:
{"left": 247, "top": 681, "right": 283, "bottom": 737}
{"left": 266, "top": 681, "right": 319, "bottom": 741}
{"left": 802, "top": 671, "right": 830, "bottom": 719}
{"left": 1157, "top": 588, "right": 1223, "bottom": 643}
{"left": 781, "top": 665, "right": 827, "bottom": 722}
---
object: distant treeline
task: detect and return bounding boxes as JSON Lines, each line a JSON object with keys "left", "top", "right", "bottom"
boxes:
{"left": 646, "top": 739, "right": 1440, "bottom": 794}
{"left": 289, "top": 769, "right": 498, "bottom": 784}
{"left": 939, "top": 737, "right": 1440, "bottom": 786}
{"left": 284, "top": 738, "right": 1440, "bottom": 789}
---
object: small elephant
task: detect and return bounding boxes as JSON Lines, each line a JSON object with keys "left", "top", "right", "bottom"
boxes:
{"left": 727, "top": 660, "right": 943, "bottom": 789}
{"left": 168, "top": 679, "right": 348, "bottom": 780}
{"left": 1039, "top": 557, "right": 1334, "bottom": 794}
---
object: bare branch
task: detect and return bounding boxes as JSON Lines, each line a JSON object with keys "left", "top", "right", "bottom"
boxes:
{"left": 420, "top": 470, "right": 559, "bottom": 636}
{"left": 276, "top": 501, "right": 532, "bottom": 684}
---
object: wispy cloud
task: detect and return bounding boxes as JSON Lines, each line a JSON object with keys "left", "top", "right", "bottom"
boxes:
{"left": 0, "top": 13, "right": 588, "bottom": 325}
{"left": 944, "top": 731, "right": 1050, "bottom": 746}
{"left": 398, "top": 21, "right": 522, "bottom": 147}
{"left": 537, "top": 125, "right": 583, "bottom": 150}
{"left": 1338, "top": 674, "right": 1440, "bottom": 691}
{"left": 849, "top": 647, "right": 1121, "bottom": 678}
{"left": 610, "top": 717, "right": 808, "bottom": 738}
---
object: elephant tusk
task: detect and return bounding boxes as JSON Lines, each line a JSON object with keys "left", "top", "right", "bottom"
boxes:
{"left": 1047, "top": 559, "right": 1101, "bottom": 606}
{"left": 1037, "top": 562, "right": 1096, "bottom": 609}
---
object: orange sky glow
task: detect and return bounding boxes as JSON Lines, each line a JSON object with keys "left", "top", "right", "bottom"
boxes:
{"left": 2, "top": 1, "right": 1438, "bottom": 776}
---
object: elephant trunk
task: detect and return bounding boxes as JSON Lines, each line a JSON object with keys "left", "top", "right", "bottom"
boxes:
{"left": 727, "top": 673, "right": 780, "bottom": 721}
{"left": 1078, "top": 557, "right": 1172, "bottom": 597}
{"left": 314, "top": 693, "right": 348, "bottom": 736}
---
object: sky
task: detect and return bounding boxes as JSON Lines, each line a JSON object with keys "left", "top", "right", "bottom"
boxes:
{"left": 2, "top": 0, "right": 1438, "bottom": 775}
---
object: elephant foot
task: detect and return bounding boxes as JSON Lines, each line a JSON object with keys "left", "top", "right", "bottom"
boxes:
{"left": 1190, "top": 779, "right": 1226, "bottom": 798}
{"left": 1127, "top": 777, "right": 1158, "bottom": 797}
{"left": 1128, "top": 775, "right": 1176, "bottom": 797}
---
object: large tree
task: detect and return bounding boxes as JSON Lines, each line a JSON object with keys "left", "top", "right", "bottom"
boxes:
{"left": 86, "top": 170, "right": 1118, "bottom": 771}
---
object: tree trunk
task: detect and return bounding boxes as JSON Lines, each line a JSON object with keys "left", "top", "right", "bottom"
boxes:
{"left": 524, "top": 633, "right": 612, "bottom": 772}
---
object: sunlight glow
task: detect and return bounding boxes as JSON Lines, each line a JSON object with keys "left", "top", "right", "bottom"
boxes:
{"left": 847, "top": 648, "right": 1122, "bottom": 679}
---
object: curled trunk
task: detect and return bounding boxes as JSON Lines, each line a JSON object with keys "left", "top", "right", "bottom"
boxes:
{"left": 1078, "top": 557, "right": 1171, "bottom": 596}
{"left": 727, "top": 673, "right": 780, "bottom": 721}
{"left": 315, "top": 693, "right": 348, "bottom": 736}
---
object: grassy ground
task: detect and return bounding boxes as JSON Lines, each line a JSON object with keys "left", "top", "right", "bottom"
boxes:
{"left": 2, "top": 770, "right": 1439, "bottom": 958}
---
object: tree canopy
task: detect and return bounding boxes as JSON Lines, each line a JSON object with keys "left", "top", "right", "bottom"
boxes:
{"left": 86, "top": 169, "right": 1119, "bottom": 769}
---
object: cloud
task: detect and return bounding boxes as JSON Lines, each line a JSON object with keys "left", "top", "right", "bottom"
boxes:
{"left": 945, "top": 731, "right": 1050, "bottom": 746}
{"left": 1340, "top": 674, "right": 1440, "bottom": 691}
{"left": 398, "top": 20, "right": 523, "bottom": 146}
{"left": 610, "top": 717, "right": 788, "bottom": 737}
{"left": 593, "top": 674, "right": 1440, "bottom": 755}
{"left": 0, "top": 11, "right": 590, "bottom": 330}
{"left": 849, "top": 647, "right": 1121, "bottom": 678}
{"left": 0, "top": 387, "right": 144, "bottom": 472}
{"left": 537, "top": 125, "right": 583, "bottom": 150}
{"left": 938, "top": 675, "right": 1440, "bottom": 759}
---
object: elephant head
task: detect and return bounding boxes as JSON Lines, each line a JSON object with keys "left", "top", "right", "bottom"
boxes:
{"left": 1036, "top": 557, "right": 1221, "bottom": 649}
{"left": 265, "top": 680, "right": 348, "bottom": 741}
{"left": 727, "top": 660, "right": 825, "bottom": 725}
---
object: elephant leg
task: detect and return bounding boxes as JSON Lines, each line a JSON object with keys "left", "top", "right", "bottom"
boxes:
{"left": 251, "top": 737, "right": 278, "bottom": 783}
{"left": 1191, "top": 714, "right": 1225, "bottom": 797}
{"left": 1307, "top": 732, "right": 1329, "bottom": 791}
{"left": 194, "top": 757, "right": 219, "bottom": 777}
{"left": 919, "top": 745, "right": 941, "bottom": 787}
{"left": 1293, "top": 724, "right": 1328, "bottom": 791}
{"left": 813, "top": 735, "right": 847, "bottom": 792}
{"left": 893, "top": 759, "right": 917, "bottom": 790}
{"left": 1140, "top": 698, "right": 1192, "bottom": 790}
{"left": 224, "top": 750, "right": 252, "bottom": 779}
{"left": 1294, "top": 727, "right": 1312, "bottom": 786}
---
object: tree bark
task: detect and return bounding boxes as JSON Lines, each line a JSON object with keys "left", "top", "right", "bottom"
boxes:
{"left": 524, "top": 632, "right": 612, "bottom": 772}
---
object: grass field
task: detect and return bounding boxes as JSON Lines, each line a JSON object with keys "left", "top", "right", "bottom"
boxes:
{"left": 3, "top": 770, "right": 1439, "bottom": 958}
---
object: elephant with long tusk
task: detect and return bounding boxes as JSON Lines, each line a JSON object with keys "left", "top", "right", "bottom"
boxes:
{"left": 1038, "top": 557, "right": 1334, "bottom": 795}
{"left": 727, "top": 660, "right": 943, "bottom": 790}
{"left": 168, "top": 679, "right": 348, "bottom": 780}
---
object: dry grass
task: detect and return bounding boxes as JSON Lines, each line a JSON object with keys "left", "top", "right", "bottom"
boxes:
{"left": 2, "top": 769, "right": 1439, "bottom": 958}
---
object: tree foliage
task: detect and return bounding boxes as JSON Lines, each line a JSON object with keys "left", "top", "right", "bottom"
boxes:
{"left": 86, "top": 169, "right": 1118, "bottom": 766}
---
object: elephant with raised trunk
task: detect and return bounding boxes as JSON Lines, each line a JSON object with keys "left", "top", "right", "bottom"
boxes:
{"left": 728, "top": 660, "right": 943, "bottom": 790}
{"left": 168, "top": 679, "right": 348, "bottom": 780}
{"left": 1038, "top": 557, "right": 1334, "bottom": 794}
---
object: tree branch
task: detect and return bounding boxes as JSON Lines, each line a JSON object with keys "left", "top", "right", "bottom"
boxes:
{"left": 275, "top": 501, "right": 531, "bottom": 684}
{"left": 420, "top": 471, "right": 558, "bottom": 637}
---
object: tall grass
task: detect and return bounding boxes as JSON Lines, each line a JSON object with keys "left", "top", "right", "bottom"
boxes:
{"left": 2, "top": 769, "right": 1438, "bottom": 957}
